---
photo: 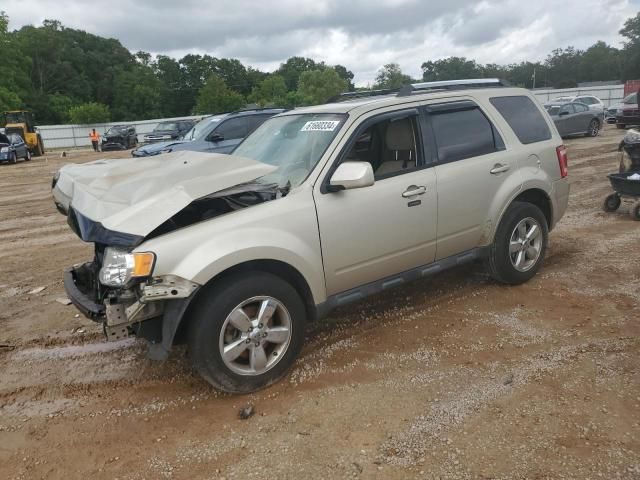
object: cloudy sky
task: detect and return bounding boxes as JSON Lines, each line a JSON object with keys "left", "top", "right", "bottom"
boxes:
{"left": 4, "top": 0, "right": 640, "bottom": 86}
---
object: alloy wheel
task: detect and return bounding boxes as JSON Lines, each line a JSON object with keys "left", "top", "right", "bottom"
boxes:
{"left": 509, "top": 217, "right": 543, "bottom": 272}
{"left": 219, "top": 296, "right": 292, "bottom": 376}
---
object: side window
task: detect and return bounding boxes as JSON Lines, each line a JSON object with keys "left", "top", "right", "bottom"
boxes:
{"left": 430, "top": 106, "right": 503, "bottom": 163}
{"left": 490, "top": 95, "right": 552, "bottom": 144}
{"left": 574, "top": 103, "right": 588, "bottom": 113}
{"left": 247, "top": 114, "right": 272, "bottom": 133}
{"left": 343, "top": 113, "right": 422, "bottom": 179}
{"left": 560, "top": 104, "right": 575, "bottom": 114}
{"left": 216, "top": 117, "right": 248, "bottom": 140}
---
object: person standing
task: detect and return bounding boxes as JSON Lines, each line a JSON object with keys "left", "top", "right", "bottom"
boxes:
{"left": 89, "top": 128, "right": 100, "bottom": 152}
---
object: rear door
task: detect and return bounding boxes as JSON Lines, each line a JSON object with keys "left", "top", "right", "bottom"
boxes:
{"left": 556, "top": 104, "right": 575, "bottom": 135}
{"left": 427, "top": 100, "right": 517, "bottom": 259}
{"left": 572, "top": 103, "right": 592, "bottom": 133}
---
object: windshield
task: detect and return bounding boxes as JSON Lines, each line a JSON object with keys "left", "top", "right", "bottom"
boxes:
{"left": 106, "top": 126, "right": 127, "bottom": 135}
{"left": 545, "top": 105, "right": 561, "bottom": 116}
{"left": 233, "top": 113, "right": 347, "bottom": 188}
{"left": 623, "top": 93, "right": 638, "bottom": 104}
{"left": 183, "top": 116, "right": 224, "bottom": 141}
{"left": 154, "top": 122, "right": 178, "bottom": 132}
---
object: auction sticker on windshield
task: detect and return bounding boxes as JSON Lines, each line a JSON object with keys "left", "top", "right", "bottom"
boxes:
{"left": 301, "top": 120, "right": 341, "bottom": 132}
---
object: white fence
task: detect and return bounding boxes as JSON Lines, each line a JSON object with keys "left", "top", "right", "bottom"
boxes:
{"left": 531, "top": 84, "right": 625, "bottom": 106}
{"left": 25, "top": 84, "right": 627, "bottom": 150}
{"left": 37, "top": 115, "right": 203, "bottom": 150}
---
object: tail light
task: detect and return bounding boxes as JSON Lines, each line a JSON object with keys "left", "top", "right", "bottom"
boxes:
{"left": 556, "top": 145, "right": 568, "bottom": 178}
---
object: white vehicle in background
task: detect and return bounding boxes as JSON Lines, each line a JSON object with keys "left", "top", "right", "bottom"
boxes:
{"left": 551, "top": 95, "right": 606, "bottom": 117}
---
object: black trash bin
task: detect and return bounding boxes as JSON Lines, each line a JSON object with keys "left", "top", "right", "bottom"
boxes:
{"left": 603, "top": 129, "right": 640, "bottom": 219}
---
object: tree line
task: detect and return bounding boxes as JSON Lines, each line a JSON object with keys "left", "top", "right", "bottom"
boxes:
{"left": 0, "top": 11, "right": 639, "bottom": 125}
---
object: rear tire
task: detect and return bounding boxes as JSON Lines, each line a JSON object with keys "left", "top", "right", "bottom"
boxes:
{"left": 587, "top": 119, "right": 600, "bottom": 137}
{"left": 630, "top": 201, "right": 640, "bottom": 221}
{"left": 603, "top": 193, "right": 621, "bottom": 212}
{"left": 187, "top": 272, "right": 307, "bottom": 393}
{"left": 485, "top": 202, "right": 548, "bottom": 285}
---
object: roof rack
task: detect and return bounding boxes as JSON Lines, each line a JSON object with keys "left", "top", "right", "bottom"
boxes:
{"left": 397, "top": 78, "right": 509, "bottom": 96}
{"left": 329, "top": 88, "right": 399, "bottom": 103}
{"left": 228, "top": 106, "right": 288, "bottom": 115}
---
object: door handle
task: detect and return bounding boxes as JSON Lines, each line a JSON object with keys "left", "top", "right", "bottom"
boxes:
{"left": 490, "top": 163, "right": 510, "bottom": 174}
{"left": 402, "top": 185, "right": 427, "bottom": 198}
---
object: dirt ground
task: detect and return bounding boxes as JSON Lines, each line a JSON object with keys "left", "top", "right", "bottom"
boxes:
{"left": 0, "top": 126, "right": 639, "bottom": 480}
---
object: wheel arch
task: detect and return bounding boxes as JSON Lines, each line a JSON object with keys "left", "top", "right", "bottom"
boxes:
{"left": 172, "top": 259, "right": 317, "bottom": 346}
{"left": 492, "top": 188, "right": 553, "bottom": 243}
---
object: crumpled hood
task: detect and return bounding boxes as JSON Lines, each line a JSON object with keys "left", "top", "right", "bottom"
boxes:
{"left": 53, "top": 150, "right": 276, "bottom": 239}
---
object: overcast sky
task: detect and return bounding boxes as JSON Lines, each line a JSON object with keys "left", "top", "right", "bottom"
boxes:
{"left": 4, "top": 0, "right": 640, "bottom": 86}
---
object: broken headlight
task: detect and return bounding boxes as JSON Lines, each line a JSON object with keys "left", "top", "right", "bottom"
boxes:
{"left": 0, "top": 147, "right": 9, "bottom": 153}
{"left": 99, "top": 247, "right": 155, "bottom": 287}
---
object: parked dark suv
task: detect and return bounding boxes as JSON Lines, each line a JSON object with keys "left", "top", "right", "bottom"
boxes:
{"left": 132, "top": 108, "right": 285, "bottom": 157}
{"left": 101, "top": 125, "right": 138, "bottom": 151}
{"left": 143, "top": 120, "right": 195, "bottom": 144}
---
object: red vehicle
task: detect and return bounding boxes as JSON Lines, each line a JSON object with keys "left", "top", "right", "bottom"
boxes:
{"left": 616, "top": 91, "right": 640, "bottom": 129}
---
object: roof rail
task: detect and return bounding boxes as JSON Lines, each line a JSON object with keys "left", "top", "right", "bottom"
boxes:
{"left": 397, "top": 78, "right": 509, "bottom": 96}
{"left": 228, "top": 106, "right": 288, "bottom": 114}
{"left": 329, "top": 88, "right": 399, "bottom": 103}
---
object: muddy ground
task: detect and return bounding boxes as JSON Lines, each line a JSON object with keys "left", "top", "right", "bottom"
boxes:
{"left": 0, "top": 127, "right": 639, "bottom": 479}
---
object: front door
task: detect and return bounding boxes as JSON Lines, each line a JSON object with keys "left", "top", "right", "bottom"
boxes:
{"left": 314, "top": 111, "right": 438, "bottom": 296}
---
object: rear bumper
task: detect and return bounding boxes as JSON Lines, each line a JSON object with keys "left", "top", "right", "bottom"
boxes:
{"left": 617, "top": 114, "right": 640, "bottom": 125}
{"left": 63, "top": 265, "right": 105, "bottom": 321}
{"left": 551, "top": 178, "right": 570, "bottom": 230}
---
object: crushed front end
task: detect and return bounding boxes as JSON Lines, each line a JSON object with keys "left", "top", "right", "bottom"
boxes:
{"left": 64, "top": 243, "right": 199, "bottom": 344}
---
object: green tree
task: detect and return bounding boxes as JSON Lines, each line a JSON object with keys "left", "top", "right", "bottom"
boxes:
{"left": 111, "top": 65, "right": 161, "bottom": 120}
{"left": 620, "top": 12, "right": 640, "bottom": 45}
{"left": 68, "top": 102, "right": 110, "bottom": 124}
{"left": 421, "top": 57, "right": 483, "bottom": 81}
{"left": 195, "top": 74, "right": 245, "bottom": 114}
{"left": 334, "top": 64, "right": 355, "bottom": 91}
{"left": 374, "top": 63, "right": 413, "bottom": 89}
{"left": 249, "top": 75, "right": 288, "bottom": 106}
{"left": 277, "top": 56, "right": 323, "bottom": 91}
{"left": 297, "top": 68, "right": 347, "bottom": 105}
{"left": 620, "top": 12, "right": 640, "bottom": 80}
{"left": 0, "top": 86, "right": 22, "bottom": 112}
{"left": 0, "top": 11, "right": 30, "bottom": 106}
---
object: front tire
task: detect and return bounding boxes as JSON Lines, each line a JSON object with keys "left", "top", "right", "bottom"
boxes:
{"left": 25, "top": 150, "right": 32, "bottom": 161}
{"left": 486, "top": 202, "right": 549, "bottom": 284}
{"left": 187, "top": 272, "right": 307, "bottom": 393}
{"left": 616, "top": 123, "right": 626, "bottom": 129}
{"left": 587, "top": 119, "right": 600, "bottom": 137}
{"left": 9, "top": 152, "right": 17, "bottom": 164}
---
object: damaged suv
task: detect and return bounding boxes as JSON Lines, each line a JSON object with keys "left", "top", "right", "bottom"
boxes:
{"left": 53, "top": 79, "right": 569, "bottom": 393}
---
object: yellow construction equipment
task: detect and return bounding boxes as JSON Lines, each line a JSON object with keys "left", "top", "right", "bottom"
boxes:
{"left": 2, "top": 111, "right": 45, "bottom": 156}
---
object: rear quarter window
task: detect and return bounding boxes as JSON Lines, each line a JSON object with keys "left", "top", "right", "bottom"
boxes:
{"left": 490, "top": 95, "right": 552, "bottom": 144}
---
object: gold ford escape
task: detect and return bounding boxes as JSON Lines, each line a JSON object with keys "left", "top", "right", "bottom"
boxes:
{"left": 52, "top": 79, "right": 570, "bottom": 393}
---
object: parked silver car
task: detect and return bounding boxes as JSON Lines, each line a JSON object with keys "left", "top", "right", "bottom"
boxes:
{"left": 544, "top": 102, "right": 602, "bottom": 137}
{"left": 53, "top": 79, "right": 570, "bottom": 393}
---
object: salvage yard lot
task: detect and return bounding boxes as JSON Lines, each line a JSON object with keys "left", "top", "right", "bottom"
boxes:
{"left": 0, "top": 126, "right": 639, "bottom": 479}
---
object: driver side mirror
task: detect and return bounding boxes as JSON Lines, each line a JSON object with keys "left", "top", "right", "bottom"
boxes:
{"left": 559, "top": 110, "right": 569, "bottom": 117}
{"left": 328, "top": 161, "right": 375, "bottom": 192}
{"left": 208, "top": 132, "right": 224, "bottom": 142}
